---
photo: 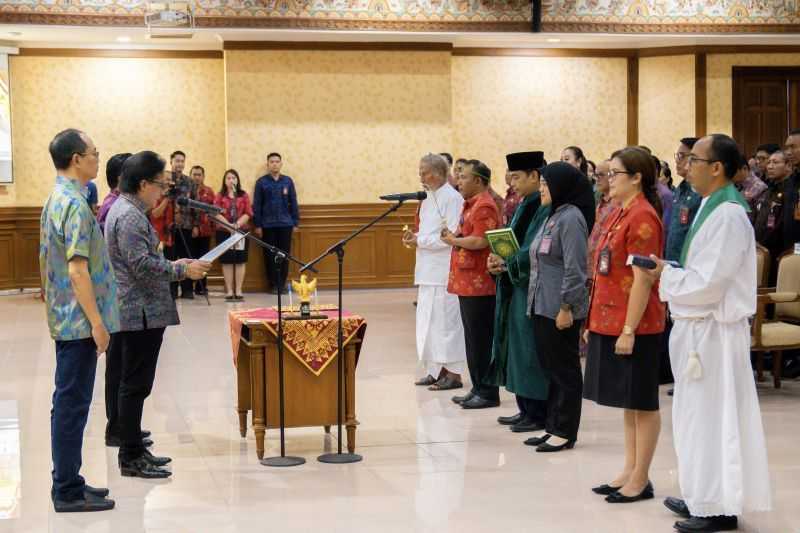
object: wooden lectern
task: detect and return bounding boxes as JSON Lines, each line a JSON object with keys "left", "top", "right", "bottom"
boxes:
{"left": 234, "top": 319, "right": 364, "bottom": 460}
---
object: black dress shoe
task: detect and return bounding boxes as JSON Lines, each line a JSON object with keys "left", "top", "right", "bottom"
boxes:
{"left": 461, "top": 396, "right": 500, "bottom": 409}
{"left": 451, "top": 391, "right": 475, "bottom": 405}
{"left": 605, "top": 481, "right": 654, "bottom": 503}
{"left": 120, "top": 457, "right": 172, "bottom": 479}
{"left": 536, "top": 439, "right": 576, "bottom": 452}
{"left": 674, "top": 516, "right": 738, "bottom": 532}
{"left": 523, "top": 434, "right": 550, "bottom": 447}
{"left": 497, "top": 412, "right": 523, "bottom": 426}
{"left": 510, "top": 419, "right": 545, "bottom": 433}
{"left": 664, "top": 496, "right": 691, "bottom": 518}
{"left": 142, "top": 449, "right": 172, "bottom": 467}
{"left": 84, "top": 485, "right": 109, "bottom": 498}
{"left": 54, "top": 492, "right": 115, "bottom": 513}
{"left": 106, "top": 435, "right": 154, "bottom": 448}
{"left": 591, "top": 484, "right": 623, "bottom": 495}
{"left": 668, "top": 388, "right": 675, "bottom": 396}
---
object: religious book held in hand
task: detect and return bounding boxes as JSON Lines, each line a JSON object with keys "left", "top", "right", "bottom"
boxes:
{"left": 200, "top": 232, "right": 248, "bottom": 263}
{"left": 485, "top": 228, "right": 520, "bottom": 259}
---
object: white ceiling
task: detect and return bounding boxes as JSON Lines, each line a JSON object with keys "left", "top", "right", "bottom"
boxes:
{"left": 1, "top": 24, "right": 799, "bottom": 50}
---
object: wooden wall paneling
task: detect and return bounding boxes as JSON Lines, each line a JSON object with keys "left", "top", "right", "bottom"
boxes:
{"left": 695, "top": 52, "right": 707, "bottom": 138}
{"left": 0, "top": 231, "right": 14, "bottom": 288}
{"left": 627, "top": 56, "right": 639, "bottom": 146}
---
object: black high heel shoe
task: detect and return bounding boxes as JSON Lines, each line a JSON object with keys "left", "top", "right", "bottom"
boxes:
{"left": 523, "top": 434, "right": 550, "bottom": 447}
{"left": 536, "top": 439, "right": 575, "bottom": 452}
{"left": 592, "top": 483, "right": 623, "bottom": 495}
{"left": 605, "top": 481, "right": 654, "bottom": 503}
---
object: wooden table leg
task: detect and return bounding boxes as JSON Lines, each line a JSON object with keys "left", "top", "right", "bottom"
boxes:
{"left": 236, "top": 346, "right": 251, "bottom": 438}
{"left": 249, "top": 345, "right": 266, "bottom": 460}
{"left": 345, "top": 344, "right": 357, "bottom": 455}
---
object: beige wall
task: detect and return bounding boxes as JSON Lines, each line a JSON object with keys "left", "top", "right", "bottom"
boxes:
{"left": 7, "top": 50, "right": 800, "bottom": 208}
{"left": 638, "top": 55, "right": 695, "bottom": 163}
{"left": 452, "top": 55, "right": 628, "bottom": 181}
{"left": 1, "top": 55, "right": 226, "bottom": 207}
{"left": 707, "top": 53, "right": 800, "bottom": 136}
{"left": 225, "top": 49, "right": 452, "bottom": 204}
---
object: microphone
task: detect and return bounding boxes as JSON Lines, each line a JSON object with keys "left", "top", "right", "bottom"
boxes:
{"left": 379, "top": 191, "right": 427, "bottom": 202}
{"left": 176, "top": 196, "right": 223, "bottom": 214}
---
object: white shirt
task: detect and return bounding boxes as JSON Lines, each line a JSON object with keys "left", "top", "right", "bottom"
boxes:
{"left": 414, "top": 183, "right": 463, "bottom": 286}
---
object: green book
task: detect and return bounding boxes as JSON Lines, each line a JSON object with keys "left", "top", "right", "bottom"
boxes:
{"left": 485, "top": 227, "right": 520, "bottom": 259}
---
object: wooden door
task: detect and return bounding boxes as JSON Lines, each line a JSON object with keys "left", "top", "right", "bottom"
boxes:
{"left": 733, "top": 67, "right": 800, "bottom": 158}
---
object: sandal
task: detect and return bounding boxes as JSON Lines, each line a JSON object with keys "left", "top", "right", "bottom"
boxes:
{"left": 428, "top": 375, "right": 463, "bottom": 391}
{"left": 415, "top": 375, "right": 437, "bottom": 386}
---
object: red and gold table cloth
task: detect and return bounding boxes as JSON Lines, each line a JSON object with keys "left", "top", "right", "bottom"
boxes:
{"left": 228, "top": 308, "right": 367, "bottom": 376}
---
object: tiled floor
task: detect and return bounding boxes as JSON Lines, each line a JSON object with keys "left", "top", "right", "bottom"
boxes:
{"left": 0, "top": 288, "right": 797, "bottom": 532}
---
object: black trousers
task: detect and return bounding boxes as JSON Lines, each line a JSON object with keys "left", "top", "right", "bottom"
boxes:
{"left": 167, "top": 228, "right": 195, "bottom": 297}
{"left": 105, "top": 333, "right": 121, "bottom": 439}
{"left": 659, "top": 315, "right": 675, "bottom": 385}
{"left": 114, "top": 327, "right": 166, "bottom": 462}
{"left": 192, "top": 236, "right": 211, "bottom": 292}
{"left": 532, "top": 316, "right": 583, "bottom": 441}
{"left": 458, "top": 295, "right": 499, "bottom": 401}
{"left": 262, "top": 227, "right": 293, "bottom": 290}
{"left": 516, "top": 395, "right": 547, "bottom": 423}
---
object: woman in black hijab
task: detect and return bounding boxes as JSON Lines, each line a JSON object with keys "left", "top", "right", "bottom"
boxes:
{"left": 524, "top": 162, "right": 593, "bottom": 452}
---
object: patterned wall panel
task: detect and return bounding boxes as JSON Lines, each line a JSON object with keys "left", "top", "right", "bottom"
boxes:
{"left": 225, "top": 49, "right": 453, "bottom": 204}
{"left": 0, "top": 0, "right": 798, "bottom": 32}
{"left": 451, "top": 55, "right": 629, "bottom": 184}
{"left": 638, "top": 54, "right": 695, "bottom": 165}
{"left": 1, "top": 55, "right": 226, "bottom": 207}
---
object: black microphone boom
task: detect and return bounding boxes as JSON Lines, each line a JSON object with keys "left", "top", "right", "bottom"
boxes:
{"left": 379, "top": 191, "right": 427, "bottom": 202}
{"left": 176, "top": 196, "right": 224, "bottom": 214}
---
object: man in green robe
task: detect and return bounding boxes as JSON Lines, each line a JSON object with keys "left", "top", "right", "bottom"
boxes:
{"left": 487, "top": 151, "right": 551, "bottom": 434}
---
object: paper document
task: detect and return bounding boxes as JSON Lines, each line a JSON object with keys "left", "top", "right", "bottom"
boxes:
{"left": 200, "top": 232, "right": 247, "bottom": 262}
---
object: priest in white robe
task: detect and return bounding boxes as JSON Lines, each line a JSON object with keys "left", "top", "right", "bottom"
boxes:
{"left": 643, "top": 134, "right": 770, "bottom": 533}
{"left": 404, "top": 153, "right": 466, "bottom": 391}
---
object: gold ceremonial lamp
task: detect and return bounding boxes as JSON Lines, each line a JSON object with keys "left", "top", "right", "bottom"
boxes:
{"left": 291, "top": 274, "right": 317, "bottom": 318}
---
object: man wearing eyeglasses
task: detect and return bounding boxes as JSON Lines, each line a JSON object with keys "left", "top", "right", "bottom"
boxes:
{"left": 664, "top": 138, "right": 702, "bottom": 264}
{"left": 643, "top": 134, "right": 771, "bottom": 533}
{"left": 40, "top": 129, "right": 118, "bottom": 512}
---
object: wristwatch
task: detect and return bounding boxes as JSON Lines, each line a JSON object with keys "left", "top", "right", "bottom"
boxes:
{"left": 622, "top": 325, "right": 635, "bottom": 336}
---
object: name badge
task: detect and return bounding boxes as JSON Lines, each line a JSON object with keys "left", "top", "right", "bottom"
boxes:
{"left": 598, "top": 247, "right": 611, "bottom": 275}
{"left": 539, "top": 235, "right": 552, "bottom": 255}
{"left": 283, "top": 187, "right": 288, "bottom": 195}
{"left": 679, "top": 206, "right": 690, "bottom": 225}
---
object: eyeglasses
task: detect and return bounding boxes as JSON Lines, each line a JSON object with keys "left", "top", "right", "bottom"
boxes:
{"left": 77, "top": 150, "right": 100, "bottom": 159}
{"left": 687, "top": 155, "right": 720, "bottom": 166}
{"left": 608, "top": 169, "right": 634, "bottom": 179}
{"left": 594, "top": 171, "right": 614, "bottom": 180}
{"left": 148, "top": 180, "right": 171, "bottom": 190}
{"left": 674, "top": 152, "right": 690, "bottom": 162}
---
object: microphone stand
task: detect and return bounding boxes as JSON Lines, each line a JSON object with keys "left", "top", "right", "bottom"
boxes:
{"left": 198, "top": 208, "right": 317, "bottom": 468}
{"left": 301, "top": 199, "right": 408, "bottom": 464}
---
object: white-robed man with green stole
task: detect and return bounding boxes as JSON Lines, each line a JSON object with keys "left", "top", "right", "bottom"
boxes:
{"left": 642, "top": 134, "right": 770, "bottom": 533}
